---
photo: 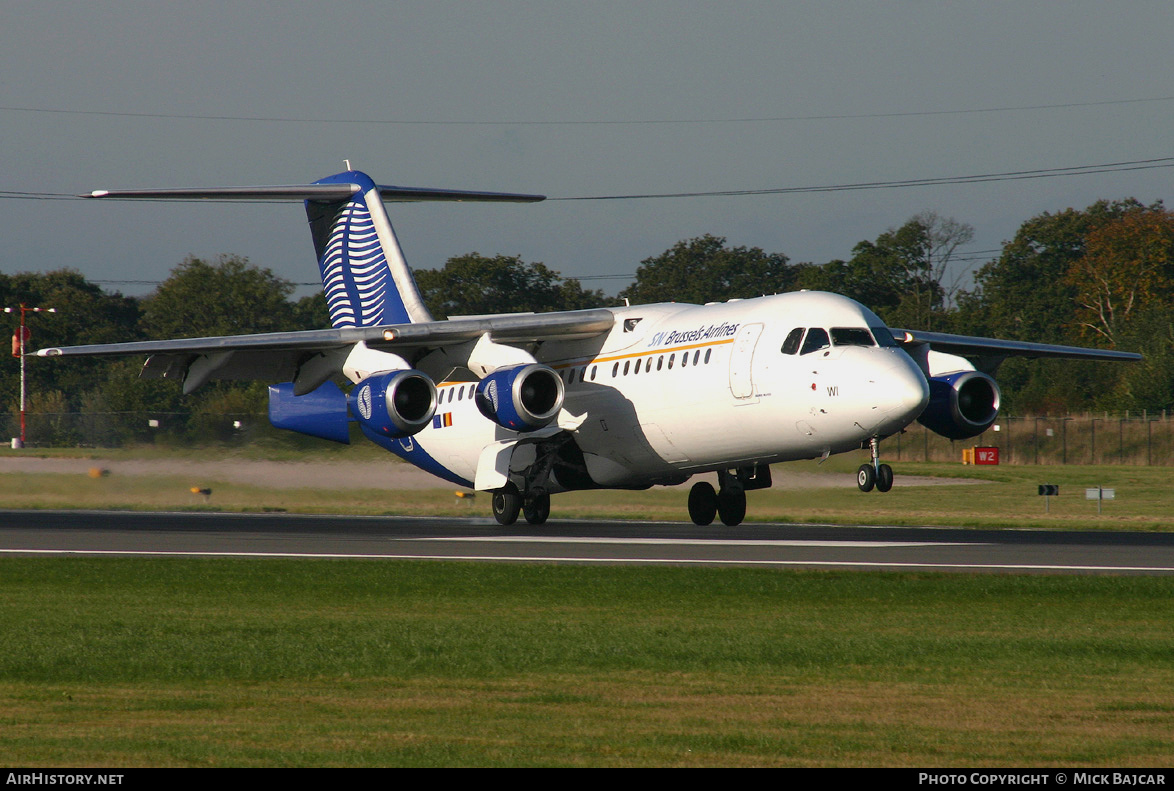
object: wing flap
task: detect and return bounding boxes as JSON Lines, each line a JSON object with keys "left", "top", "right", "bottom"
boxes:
{"left": 140, "top": 350, "right": 304, "bottom": 388}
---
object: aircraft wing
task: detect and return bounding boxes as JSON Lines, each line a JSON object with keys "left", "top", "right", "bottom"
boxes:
{"left": 892, "top": 328, "right": 1141, "bottom": 369}
{"left": 36, "top": 309, "right": 615, "bottom": 391}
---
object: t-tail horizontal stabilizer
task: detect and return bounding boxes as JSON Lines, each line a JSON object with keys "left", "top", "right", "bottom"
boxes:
{"left": 85, "top": 169, "right": 545, "bottom": 330}
{"left": 84, "top": 183, "right": 546, "bottom": 204}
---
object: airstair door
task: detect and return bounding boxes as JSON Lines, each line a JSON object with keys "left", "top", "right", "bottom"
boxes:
{"left": 728, "top": 323, "right": 763, "bottom": 401}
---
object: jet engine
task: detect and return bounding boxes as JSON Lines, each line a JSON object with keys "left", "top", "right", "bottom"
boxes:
{"left": 916, "top": 370, "right": 1001, "bottom": 440}
{"left": 347, "top": 369, "right": 437, "bottom": 438}
{"left": 474, "top": 363, "right": 565, "bottom": 432}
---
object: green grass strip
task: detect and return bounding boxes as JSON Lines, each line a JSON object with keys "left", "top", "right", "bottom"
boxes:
{"left": 2, "top": 558, "right": 1174, "bottom": 766}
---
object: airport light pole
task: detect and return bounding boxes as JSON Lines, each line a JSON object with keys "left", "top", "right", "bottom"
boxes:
{"left": 6, "top": 304, "right": 56, "bottom": 448}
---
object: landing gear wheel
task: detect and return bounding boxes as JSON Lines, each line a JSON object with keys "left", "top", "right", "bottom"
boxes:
{"left": 523, "top": 493, "right": 551, "bottom": 525}
{"left": 492, "top": 483, "right": 522, "bottom": 526}
{"left": 688, "top": 481, "right": 718, "bottom": 526}
{"left": 875, "top": 464, "right": 894, "bottom": 493}
{"left": 857, "top": 464, "right": 876, "bottom": 493}
{"left": 717, "top": 488, "right": 747, "bottom": 526}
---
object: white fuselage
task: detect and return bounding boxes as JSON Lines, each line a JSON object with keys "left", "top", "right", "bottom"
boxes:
{"left": 393, "top": 291, "right": 930, "bottom": 490}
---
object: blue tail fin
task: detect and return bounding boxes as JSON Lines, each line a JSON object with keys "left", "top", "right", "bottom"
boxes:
{"left": 306, "top": 170, "right": 432, "bottom": 327}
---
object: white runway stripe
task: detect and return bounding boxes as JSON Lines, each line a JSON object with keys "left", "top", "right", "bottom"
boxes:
{"left": 1, "top": 547, "right": 1171, "bottom": 573}
{"left": 412, "top": 536, "right": 970, "bottom": 548}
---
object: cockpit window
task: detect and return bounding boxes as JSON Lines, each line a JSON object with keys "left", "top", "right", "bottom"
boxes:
{"left": 781, "top": 327, "right": 804, "bottom": 355}
{"left": 830, "top": 327, "right": 876, "bottom": 347}
{"left": 869, "top": 325, "right": 897, "bottom": 347}
{"left": 800, "top": 327, "right": 830, "bottom": 355}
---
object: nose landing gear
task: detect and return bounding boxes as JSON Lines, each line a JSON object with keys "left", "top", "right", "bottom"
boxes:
{"left": 857, "top": 437, "right": 893, "bottom": 493}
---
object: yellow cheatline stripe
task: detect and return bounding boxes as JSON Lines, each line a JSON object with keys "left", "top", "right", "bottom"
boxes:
{"left": 429, "top": 337, "right": 735, "bottom": 382}
{"left": 552, "top": 338, "right": 735, "bottom": 369}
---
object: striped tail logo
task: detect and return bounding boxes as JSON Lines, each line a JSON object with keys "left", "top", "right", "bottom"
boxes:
{"left": 320, "top": 198, "right": 393, "bottom": 327}
{"left": 307, "top": 170, "right": 429, "bottom": 328}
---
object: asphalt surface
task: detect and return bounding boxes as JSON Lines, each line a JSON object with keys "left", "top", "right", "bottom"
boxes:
{"left": 2, "top": 509, "right": 1173, "bottom": 574}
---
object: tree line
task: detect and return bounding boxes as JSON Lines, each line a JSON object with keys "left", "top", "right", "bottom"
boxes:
{"left": 2, "top": 196, "right": 1171, "bottom": 437}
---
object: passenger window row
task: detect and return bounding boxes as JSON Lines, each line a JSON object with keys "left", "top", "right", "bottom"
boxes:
{"left": 609, "top": 347, "right": 713, "bottom": 379}
{"left": 438, "top": 383, "right": 475, "bottom": 404}
{"left": 558, "top": 346, "right": 717, "bottom": 385}
{"left": 442, "top": 346, "right": 722, "bottom": 398}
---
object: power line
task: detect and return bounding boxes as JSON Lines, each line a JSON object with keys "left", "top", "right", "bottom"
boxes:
{"left": 89, "top": 252, "right": 1006, "bottom": 289}
{"left": 550, "top": 157, "right": 1174, "bottom": 201}
{"left": 0, "top": 190, "right": 78, "bottom": 201}
{"left": 2, "top": 95, "right": 1172, "bottom": 126}
{"left": 91, "top": 279, "right": 322, "bottom": 287}
{"left": 6, "top": 157, "right": 1168, "bottom": 206}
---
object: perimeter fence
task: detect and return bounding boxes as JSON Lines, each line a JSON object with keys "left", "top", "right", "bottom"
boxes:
{"left": 6, "top": 411, "right": 1174, "bottom": 466}
{"left": 1, "top": 411, "right": 279, "bottom": 449}
{"left": 890, "top": 413, "right": 1174, "bottom": 466}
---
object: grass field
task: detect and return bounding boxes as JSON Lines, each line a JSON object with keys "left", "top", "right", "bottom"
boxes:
{"left": 3, "top": 447, "right": 1174, "bottom": 766}
{"left": 2, "top": 446, "right": 1174, "bottom": 529}
{"left": 2, "top": 558, "right": 1174, "bottom": 767}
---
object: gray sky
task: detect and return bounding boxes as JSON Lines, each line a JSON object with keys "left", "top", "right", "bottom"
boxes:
{"left": 2, "top": 1, "right": 1172, "bottom": 302}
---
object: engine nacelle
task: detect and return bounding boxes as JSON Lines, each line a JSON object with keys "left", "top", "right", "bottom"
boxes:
{"left": 916, "top": 370, "right": 1001, "bottom": 440}
{"left": 347, "top": 369, "right": 437, "bottom": 438}
{"left": 474, "top": 363, "right": 565, "bottom": 432}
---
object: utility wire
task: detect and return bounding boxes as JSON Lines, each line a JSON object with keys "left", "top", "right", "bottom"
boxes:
{"left": 0, "top": 190, "right": 78, "bottom": 201}
{"left": 1, "top": 95, "right": 1171, "bottom": 126}
{"left": 549, "top": 157, "right": 1174, "bottom": 201}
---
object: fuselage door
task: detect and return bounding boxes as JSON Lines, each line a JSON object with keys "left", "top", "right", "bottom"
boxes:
{"left": 729, "top": 322, "right": 764, "bottom": 400}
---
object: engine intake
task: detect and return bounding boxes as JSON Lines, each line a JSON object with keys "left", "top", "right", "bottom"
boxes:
{"left": 475, "top": 363, "right": 565, "bottom": 432}
{"left": 917, "top": 370, "right": 1001, "bottom": 440}
{"left": 348, "top": 369, "right": 437, "bottom": 438}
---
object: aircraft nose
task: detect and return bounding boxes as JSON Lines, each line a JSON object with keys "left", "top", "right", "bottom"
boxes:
{"left": 887, "top": 353, "right": 930, "bottom": 420}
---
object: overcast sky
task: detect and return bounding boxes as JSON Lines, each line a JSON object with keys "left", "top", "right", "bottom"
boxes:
{"left": 2, "top": 2, "right": 1172, "bottom": 302}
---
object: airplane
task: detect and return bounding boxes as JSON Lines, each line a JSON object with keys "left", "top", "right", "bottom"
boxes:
{"left": 37, "top": 167, "right": 1141, "bottom": 526}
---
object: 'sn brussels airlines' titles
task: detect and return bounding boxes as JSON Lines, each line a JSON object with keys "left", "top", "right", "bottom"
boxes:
{"left": 648, "top": 322, "right": 740, "bottom": 348}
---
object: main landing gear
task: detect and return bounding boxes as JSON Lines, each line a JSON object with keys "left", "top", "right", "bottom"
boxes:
{"left": 857, "top": 437, "right": 893, "bottom": 493}
{"left": 490, "top": 434, "right": 585, "bottom": 526}
{"left": 687, "top": 465, "right": 772, "bottom": 526}
{"left": 492, "top": 483, "right": 551, "bottom": 526}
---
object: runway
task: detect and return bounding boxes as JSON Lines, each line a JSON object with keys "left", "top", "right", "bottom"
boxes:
{"left": 2, "top": 509, "right": 1173, "bottom": 574}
